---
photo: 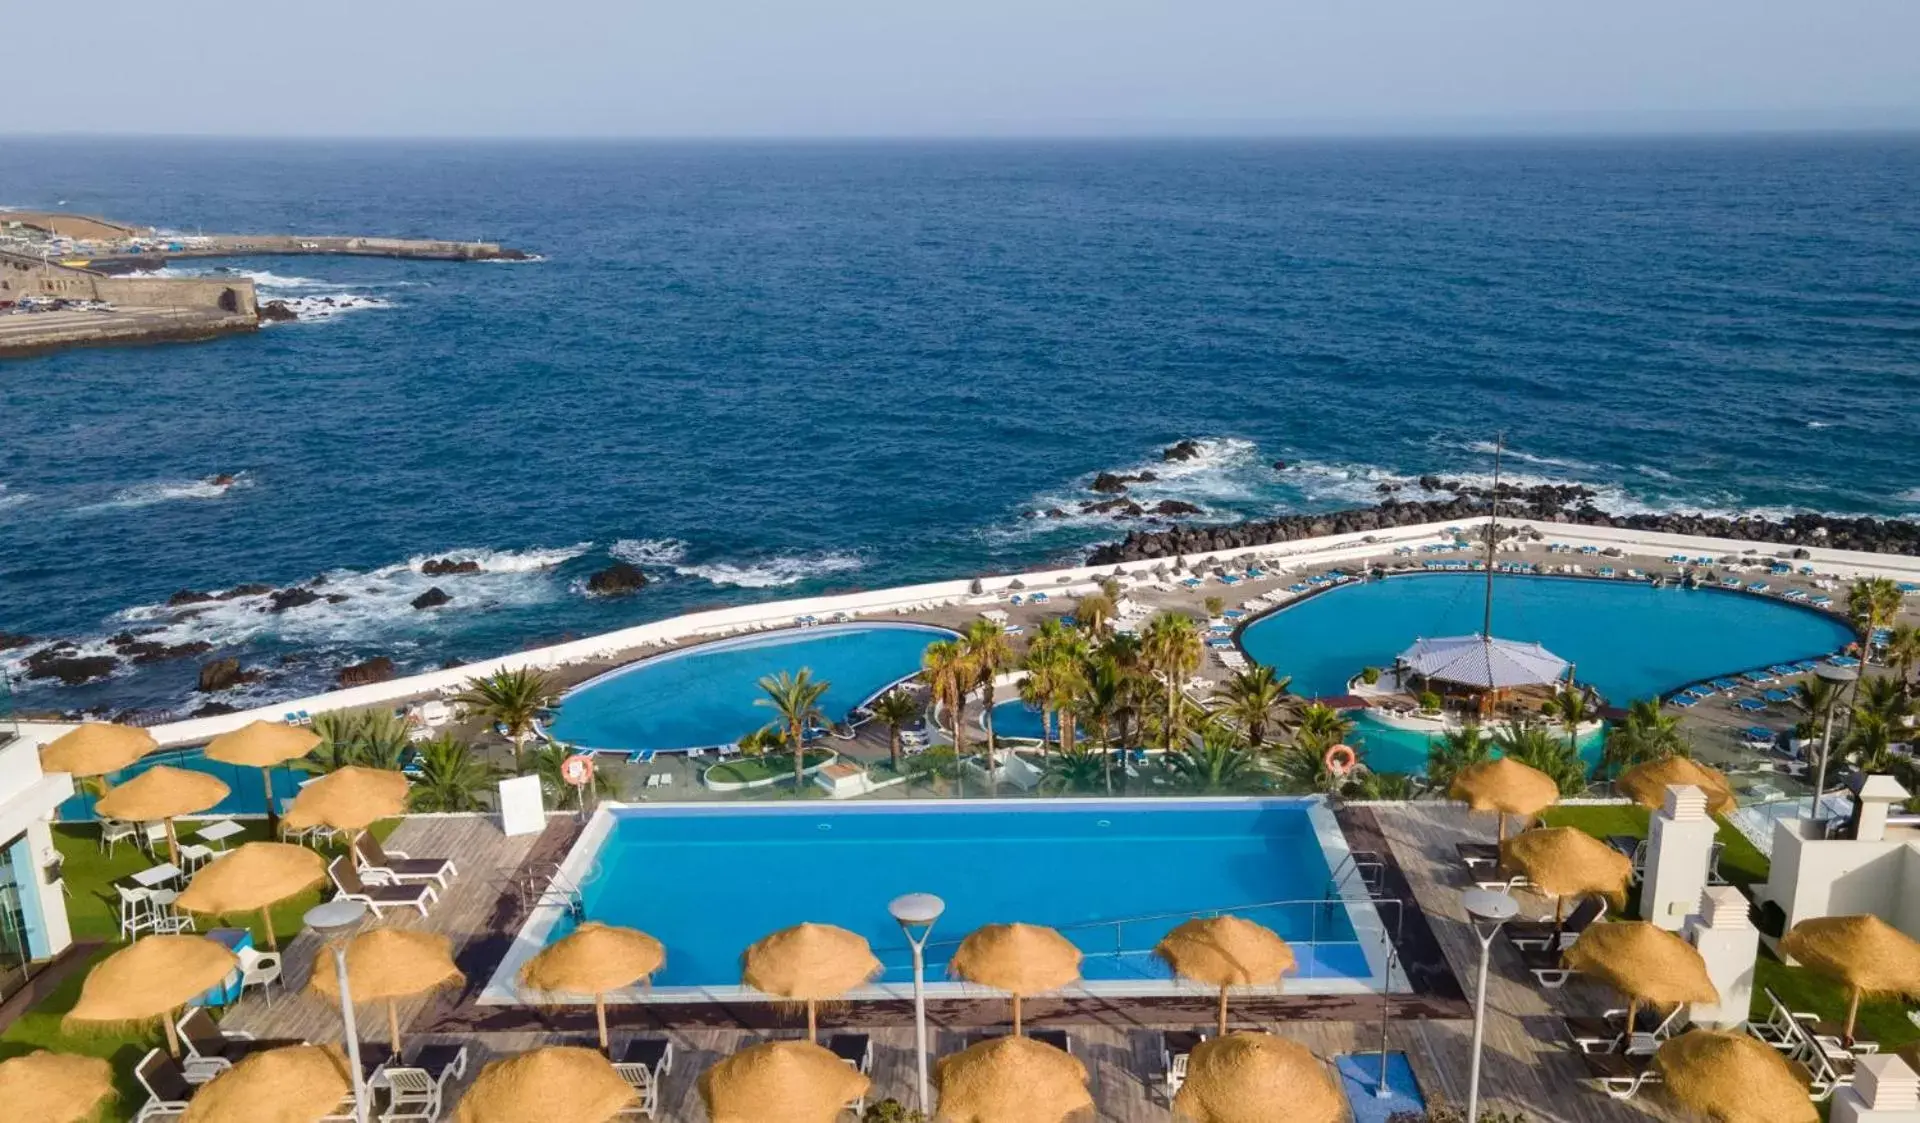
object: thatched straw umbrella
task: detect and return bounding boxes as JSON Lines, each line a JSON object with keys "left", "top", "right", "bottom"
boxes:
{"left": 934, "top": 1034, "right": 1091, "bottom": 1123}
{"left": 307, "top": 928, "right": 463, "bottom": 1054}
{"left": 453, "top": 1046, "right": 636, "bottom": 1123}
{"left": 520, "top": 922, "right": 665, "bottom": 1053}
{"left": 1502, "top": 826, "right": 1632, "bottom": 925}
{"left": 1154, "top": 915, "right": 1296, "bottom": 1036}
{"left": 1653, "top": 1028, "right": 1818, "bottom": 1123}
{"left": 949, "top": 923, "right": 1083, "bottom": 1036}
{"left": 179, "top": 1044, "right": 353, "bottom": 1123}
{"left": 697, "top": 1040, "right": 871, "bottom": 1123}
{"left": 65, "top": 934, "right": 239, "bottom": 1056}
{"left": 740, "top": 923, "right": 881, "bottom": 1042}
{"left": 205, "top": 720, "right": 319, "bottom": 828}
{"left": 1563, "top": 921, "right": 1719, "bottom": 1035}
{"left": 1172, "top": 1032, "right": 1344, "bottom": 1123}
{"left": 1449, "top": 756, "right": 1559, "bottom": 840}
{"left": 281, "top": 766, "right": 409, "bottom": 844}
{"left": 1616, "top": 756, "right": 1737, "bottom": 816}
{"left": 39, "top": 722, "right": 156, "bottom": 790}
{"left": 94, "top": 765, "right": 230, "bottom": 865}
{"left": 0, "top": 1050, "right": 115, "bottom": 1123}
{"left": 173, "top": 841, "right": 325, "bottom": 951}
{"left": 1781, "top": 914, "right": 1920, "bottom": 1040}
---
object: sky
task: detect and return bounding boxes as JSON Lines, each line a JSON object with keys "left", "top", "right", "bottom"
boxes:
{"left": 9, "top": 1, "right": 1920, "bottom": 137}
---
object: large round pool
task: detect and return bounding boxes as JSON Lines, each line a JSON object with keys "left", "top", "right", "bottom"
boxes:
{"left": 1239, "top": 574, "right": 1855, "bottom": 704}
{"left": 547, "top": 623, "right": 958, "bottom": 753}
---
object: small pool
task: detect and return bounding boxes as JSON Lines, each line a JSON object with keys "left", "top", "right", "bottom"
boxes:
{"left": 986, "top": 698, "right": 1048, "bottom": 741}
{"left": 546, "top": 623, "right": 956, "bottom": 753}
{"left": 1239, "top": 574, "right": 1854, "bottom": 703}
{"left": 491, "top": 799, "right": 1398, "bottom": 1001}
{"left": 1344, "top": 711, "right": 1606, "bottom": 777}
{"left": 57, "top": 746, "right": 305, "bottom": 821}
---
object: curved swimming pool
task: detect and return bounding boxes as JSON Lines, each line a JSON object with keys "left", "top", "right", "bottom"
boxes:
{"left": 1239, "top": 574, "right": 1855, "bottom": 703}
{"left": 547, "top": 622, "right": 957, "bottom": 753}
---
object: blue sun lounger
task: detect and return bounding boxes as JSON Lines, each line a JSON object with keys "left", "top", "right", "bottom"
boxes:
{"left": 1683, "top": 685, "right": 1715, "bottom": 700}
{"left": 1763, "top": 689, "right": 1793, "bottom": 704}
{"left": 1669, "top": 694, "right": 1698, "bottom": 708}
{"left": 1766, "top": 665, "right": 1797, "bottom": 677}
{"left": 1746, "top": 582, "right": 1770, "bottom": 594}
{"left": 1711, "top": 678, "right": 1740, "bottom": 692}
{"left": 1744, "top": 726, "right": 1777, "bottom": 744}
{"left": 1736, "top": 698, "right": 1768, "bottom": 713}
{"left": 1742, "top": 671, "right": 1774, "bottom": 685}
{"left": 1792, "top": 661, "right": 1819, "bottom": 673}
{"left": 1828, "top": 655, "right": 1861, "bottom": 668}
{"left": 1597, "top": 566, "right": 1616, "bottom": 578}
{"left": 1810, "top": 596, "right": 1833, "bottom": 608}
{"left": 1721, "top": 577, "right": 1742, "bottom": 588}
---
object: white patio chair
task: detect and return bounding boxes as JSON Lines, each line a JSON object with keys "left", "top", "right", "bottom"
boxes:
{"left": 377, "top": 1066, "right": 441, "bottom": 1123}
{"left": 100, "top": 818, "right": 139, "bottom": 856}
{"left": 237, "top": 947, "right": 283, "bottom": 1007}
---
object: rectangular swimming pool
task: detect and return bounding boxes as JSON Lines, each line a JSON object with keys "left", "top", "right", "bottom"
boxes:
{"left": 485, "top": 798, "right": 1406, "bottom": 1004}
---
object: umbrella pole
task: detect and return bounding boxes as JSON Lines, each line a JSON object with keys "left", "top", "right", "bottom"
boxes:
{"left": 164, "top": 818, "right": 181, "bottom": 866}
{"left": 1554, "top": 897, "right": 1566, "bottom": 927}
{"left": 1216, "top": 987, "right": 1229, "bottom": 1037}
{"left": 596, "top": 994, "right": 609, "bottom": 1054}
{"left": 1497, "top": 813, "right": 1507, "bottom": 843}
{"left": 807, "top": 999, "right": 817, "bottom": 1043}
{"left": 1013, "top": 995, "right": 1022, "bottom": 1037}
{"left": 1846, "top": 986, "right": 1863, "bottom": 1042}
{"left": 388, "top": 999, "right": 403, "bottom": 1055}
{"left": 261, "top": 769, "right": 277, "bottom": 830}
{"left": 162, "top": 1011, "right": 181, "bottom": 1057}
{"left": 261, "top": 906, "right": 278, "bottom": 951}
{"left": 1626, "top": 998, "right": 1639, "bottom": 1038}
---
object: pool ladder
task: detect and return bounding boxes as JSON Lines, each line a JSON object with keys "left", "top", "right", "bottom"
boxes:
{"left": 506, "top": 860, "right": 587, "bottom": 920}
{"left": 1330, "top": 849, "right": 1386, "bottom": 899}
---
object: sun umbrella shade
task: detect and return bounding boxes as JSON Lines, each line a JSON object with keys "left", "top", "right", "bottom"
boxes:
{"left": 1653, "top": 1029, "right": 1818, "bottom": 1123}
{"left": 453, "top": 1046, "right": 636, "bottom": 1123}
{"left": 39, "top": 722, "right": 156, "bottom": 778}
{"left": 180, "top": 1044, "right": 352, "bottom": 1123}
{"left": 0, "top": 1051, "right": 115, "bottom": 1123}
{"left": 935, "top": 1034, "right": 1091, "bottom": 1123}
{"left": 175, "top": 842, "right": 326, "bottom": 915}
{"left": 92, "top": 765, "right": 228, "bottom": 821}
{"left": 205, "top": 721, "right": 321, "bottom": 768}
{"left": 741, "top": 923, "right": 881, "bottom": 1001}
{"left": 1617, "top": 756, "right": 1737, "bottom": 816}
{"left": 521, "top": 922, "right": 665, "bottom": 996}
{"left": 949, "top": 924, "right": 1084, "bottom": 997}
{"left": 1449, "top": 757, "right": 1560, "bottom": 818}
{"left": 1399, "top": 635, "right": 1568, "bottom": 689}
{"left": 698, "top": 1040, "right": 871, "bottom": 1123}
{"left": 281, "top": 766, "right": 409, "bottom": 832}
{"left": 1563, "top": 922, "right": 1719, "bottom": 1009}
{"left": 66, "top": 935, "right": 239, "bottom": 1024}
{"left": 1783, "top": 915, "right": 1920, "bottom": 999}
{"left": 1502, "top": 827, "right": 1632, "bottom": 909}
{"left": 1172, "top": 1032, "right": 1344, "bottom": 1123}
{"left": 307, "top": 928, "right": 464, "bottom": 1003}
{"left": 1155, "top": 915, "right": 1296, "bottom": 990}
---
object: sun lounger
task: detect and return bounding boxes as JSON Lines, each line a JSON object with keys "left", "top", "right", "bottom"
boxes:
{"left": 1581, "top": 1050, "right": 1662, "bottom": 1099}
{"left": 1160, "top": 1030, "right": 1205, "bottom": 1102}
{"left": 611, "top": 1037, "right": 674, "bottom": 1117}
{"left": 354, "top": 833, "right": 457, "bottom": 890}
{"left": 827, "top": 1033, "right": 871, "bottom": 1072}
{"left": 1763, "top": 689, "right": 1793, "bottom": 704}
{"left": 376, "top": 1044, "right": 469, "bottom": 1123}
{"left": 1519, "top": 944, "right": 1575, "bottom": 988}
{"left": 327, "top": 856, "right": 436, "bottom": 919}
{"left": 1736, "top": 698, "right": 1768, "bottom": 713}
{"left": 1505, "top": 896, "right": 1605, "bottom": 952}
{"left": 136, "top": 1048, "right": 198, "bottom": 1120}
{"left": 1455, "top": 842, "right": 1502, "bottom": 870}
{"left": 175, "top": 1008, "right": 305, "bottom": 1081}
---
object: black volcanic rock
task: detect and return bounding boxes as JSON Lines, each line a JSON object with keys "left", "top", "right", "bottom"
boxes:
{"left": 257, "top": 300, "right": 298, "bottom": 323}
{"left": 1089, "top": 472, "right": 1131, "bottom": 494}
{"left": 420, "top": 558, "right": 482, "bottom": 577}
{"left": 0, "top": 632, "right": 33, "bottom": 651}
{"left": 196, "top": 658, "right": 257, "bottom": 693}
{"left": 1151, "top": 500, "right": 1204, "bottom": 517}
{"left": 23, "top": 645, "right": 117, "bottom": 685}
{"left": 267, "top": 588, "right": 322, "bottom": 613}
{"left": 118, "top": 638, "right": 214, "bottom": 665}
{"left": 1162, "top": 439, "right": 1204, "bottom": 462}
{"left": 189, "top": 701, "right": 240, "bottom": 718}
{"left": 411, "top": 586, "right": 452, "bottom": 610}
{"left": 1272, "top": 460, "right": 1288, "bottom": 471}
{"left": 167, "top": 589, "right": 216, "bottom": 607}
{"left": 586, "top": 562, "right": 648, "bottom": 596}
{"left": 337, "top": 657, "right": 396, "bottom": 688}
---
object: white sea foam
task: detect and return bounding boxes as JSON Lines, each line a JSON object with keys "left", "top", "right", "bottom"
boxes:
{"left": 262, "top": 294, "right": 394, "bottom": 323}
{"left": 675, "top": 552, "right": 865, "bottom": 588}
{"left": 1459, "top": 439, "right": 1596, "bottom": 473}
{"left": 479, "top": 254, "right": 546, "bottom": 264}
{"left": 1807, "top": 421, "right": 1834, "bottom": 429}
{"left": 75, "top": 473, "right": 253, "bottom": 513}
{"left": 610, "top": 538, "right": 690, "bottom": 566}
{"left": 0, "top": 484, "right": 28, "bottom": 511}
{"left": 405, "top": 542, "right": 591, "bottom": 574}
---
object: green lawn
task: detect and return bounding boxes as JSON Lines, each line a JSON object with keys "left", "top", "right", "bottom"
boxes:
{"left": 1539, "top": 804, "right": 1918, "bottom": 1053}
{"left": 0, "top": 818, "right": 399, "bottom": 1118}
{"left": 704, "top": 749, "right": 835, "bottom": 786}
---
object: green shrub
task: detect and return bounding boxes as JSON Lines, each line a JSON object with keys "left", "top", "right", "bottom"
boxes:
{"left": 1360, "top": 666, "right": 1382, "bottom": 685}
{"left": 863, "top": 1101, "right": 926, "bottom": 1123}
{"left": 1418, "top": 691, "right": 1442, "bottom": 714}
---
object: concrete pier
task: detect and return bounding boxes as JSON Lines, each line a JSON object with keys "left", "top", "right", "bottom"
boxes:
{"left": 1, "top": 211, "right": 529, "bottom": 272}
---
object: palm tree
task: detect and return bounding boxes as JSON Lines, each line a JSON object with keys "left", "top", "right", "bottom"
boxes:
{"left": 455, "top": 667, "right": 556, "bottom": 770}
{"left": 869, "top": 689, "right": 920, "bottom": 771}
{"left": 1845, "top": 708, "right": 1897, "bottom": 774}
{"left": 1550, "top": 687, "right": 1592, "bottom": 763}
{"left": 1079, "top": 653, "right": 1126, "bottom": 794}
{"left": 1142, "top": 612, "right": 1203, "bottom": 749}
{"left": 736, "top": 724, "right": 785, "bottom": 758}
{"left": 1352, "top": 771, "right": 1415, "bottom": 800}
{"left": 1293, "top": 702, "right": 1354, "bottom": 750}
{"left": 529, "top": 741, "right": 616, "bottom": 811}
{"left": 1602, "top": 699, "right": 1687, "bottom": 777}
{"left": 1039, "top": 746, "right": 1106, "bottom": 795}
{"left": 1271, "top": 739, "right": 1346, "bottom": 795}
{"left": 302, "top": 708, "right": 412, "bottom": 773}
{"left": 1053, "top": 646, "right": 1089, "bottom": 756}
{"left": 1074, "top": 593, "right": 1116, "bottom": 639}
{"left": 920, "top": 640, "right": 969, "bottom": 794}
{"left": 1425, "top": 722, "right": 1491, "bottom": 790}
{"left": 755, "top": 669, "right": 831, "bottom": 787}
{"left": 1210, "top": 666, "right": 1292, "bottom": 750}
{"left": 1493, "top": 720, "right": 1589, "bottom": 796}
{"left": 1020, "top": 645, "right": 1066, "bottom": 755}
{"left": 1887, "top": 624, "right": 1920, "bottom": 699}
{"left": 963, "top": 620, "right": 1015, "bottom": 791}
{"left": 1848, "top": 577, "right": 1904, "bottom": 664}
{"left": 1793, "top": 675, "right": 1844, "bottom": 745}
{"left": 1857, "top": 674, "right": 1910, "bottom": 723}
{"left": 1164, "top": 727, "right": 1260, "bottom": 794}
{"left": 407, "top": 734, "right": 498, "bottom": 812}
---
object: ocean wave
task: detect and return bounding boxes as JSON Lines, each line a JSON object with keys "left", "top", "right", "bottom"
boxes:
{"left": 674, "top": 552, "right": 864, "bottom": 588}
{"left": 405, "top": 542, "right": 591, "bottom": 574}
{"left": 610, "top": 537, "right": 690, "bottom": 566}
{"left": 480, "top": 254, "right": 546, "bottom": 263}
{"left": 1807, "top": 421, "right": 1834, "bottom": 429}
{"left": 0, "top": 484, "right": 28, "bottom": 511}
{"left": 74, "top": 473, "right": 253, "bottom": 513}
{"left": 1458, "top": 439, "right": 1597, "bottom": 473}
{"left": 139, "top": 266, "right": 350, "bottom": 291}
{"left": 262, "top": 294, "right": 394, "bottom": 323}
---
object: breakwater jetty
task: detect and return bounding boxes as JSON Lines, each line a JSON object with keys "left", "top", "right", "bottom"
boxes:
{"left": 2, "top": 211, "right": 529, "bottom": 270}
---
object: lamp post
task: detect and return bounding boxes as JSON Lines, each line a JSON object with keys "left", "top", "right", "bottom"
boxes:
{"left": 889, "top": 892, "right": 945, "bottom": 1115}
{"left": 1462, "top": 888, "right": 1518, "bottom": 1123}
{"left": 1809, "top": 663, "right": 1859, "bottom": 827}
{"left": 305, "top": 899, "right": 371, "bottom": 1123}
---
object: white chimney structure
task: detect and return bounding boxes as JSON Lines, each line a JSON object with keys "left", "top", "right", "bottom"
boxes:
{"left": 1683, "top": 887, "right": 1758, "bottom": 1030}
{"left": 1641, "top": 785, "right": 1717, "bottom": 931}
{"left": 1832, "top": 1055, "right": 1920, "bottom": 1123}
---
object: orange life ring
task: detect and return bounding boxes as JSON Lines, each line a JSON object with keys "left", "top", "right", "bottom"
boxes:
{"left": 1323, "top": 744, "right": 1357, "bottom": 777}
{"left": 560, "top": 753, "right": 595, "bottom": 787}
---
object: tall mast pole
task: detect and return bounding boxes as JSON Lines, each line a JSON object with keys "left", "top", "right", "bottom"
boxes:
{"left": 1483, "top": 432, "right": 1502, "bottom": 639}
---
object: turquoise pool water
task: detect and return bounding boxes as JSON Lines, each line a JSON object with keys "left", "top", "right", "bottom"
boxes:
{"left": 57, "top": 747, "right": 305, "bottom": 821}
{"left": 987, "top": 698, "right": 1048, "bottom": 741}
{"left": 547, "top": 623, "right": 957, "bottom": 753}
{"left": 1239, "top": 574, "right": 1854, "bottom": 704}
{"left": 1344, "top": 711, "right": 1606, "bottom": 777}
{"left": 558, "top": 801, "right": 1372, "bottom": 989}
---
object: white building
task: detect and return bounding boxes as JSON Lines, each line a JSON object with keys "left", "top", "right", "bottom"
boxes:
{"left": 0, "top": 721, "right": 77, "bottom": 999}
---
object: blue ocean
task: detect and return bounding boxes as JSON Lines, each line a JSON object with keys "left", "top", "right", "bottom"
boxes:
{"left": 3, "top": 136, "right": 1917, "bottom": 714}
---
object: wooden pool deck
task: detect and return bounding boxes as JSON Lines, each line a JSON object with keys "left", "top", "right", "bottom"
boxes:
{"left": 222, "top": 807, "right": 1686, "bottom": 1120}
